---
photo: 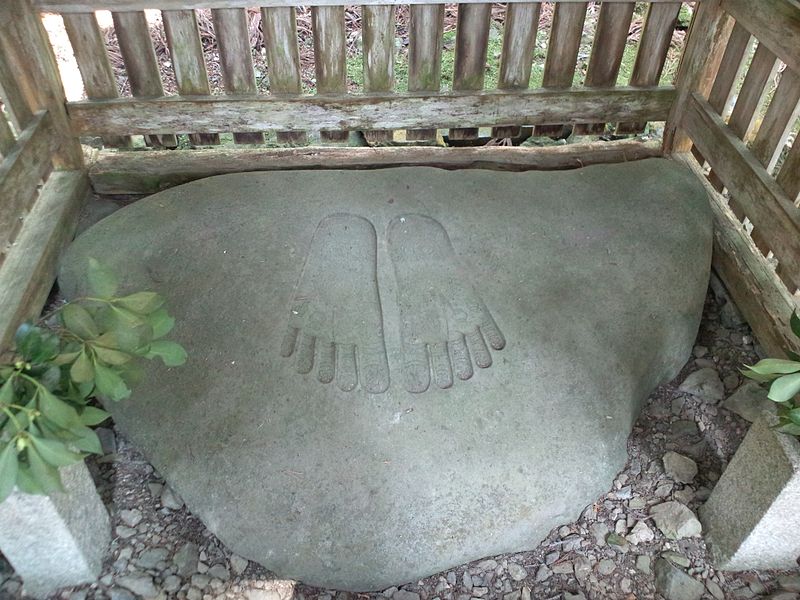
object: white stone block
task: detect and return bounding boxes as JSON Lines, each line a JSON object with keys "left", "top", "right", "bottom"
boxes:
{"left": 701, "top": 414, "right": 800, "bottom": 570}
{"left": 0, "top": 461, "right": 110, "bottom": 598}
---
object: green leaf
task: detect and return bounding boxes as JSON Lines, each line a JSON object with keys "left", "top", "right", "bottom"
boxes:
{"left": 789, "top": 408, "right": 800, "bottom": 426}
{"left": 0, "top": 442, "right": 19, "bottom": 503}
{"left": 79, "top": 405, "right": 110, "bottom": 426}
{"left": 0, "top": 377, "right": 14, "bottom": 406}
{"left": 787, "top": 350, "right": 800, "bottom": 362}
{"left": 69, "top": 427, "right": 102, "bottom": 454}
{"left": 62, "top": 304, "right": 99, "bottom": 339}
{"left": 70, "top": 350, "right": 95, "bottom": 383}
{"left": 768, "top": 372, "right": 800, "bottom": 403}
{"left": 149, "top": 308, "right": 175, "bottom": 339}
{"left": 38, "top": 388, "right": 81, "bottom": 429}
{"left": 791, "top": 311, "right": 800, "bottom": 340}
{"left": 88, "top": 258, "right": 118, "bottom": 297}
{"left": 15, "top": 323, "right": 59, "bottom": 363}
{"left": 40, "top": 365, "right": 62, "bottom": 391}
{"left": 26, "top": 445, "right": 65, "bottom": 494}
{"left": 775, "top": 422, "right": 800, "bottom": 437}
{"left": 28, "top": 436, "right": 84, "bottom": 467}
{"left": 145, "top": 340, "right": 187, "bottom": 367}
{"left": 94, "top": 363, "right": 131, "bottom": 402}
{"left": 52, "top": 351, "right": 80, "bottom": 366}
{"left": 116, "top": 292, "right": 164, "bottom": 315}
{"left": 745, "top": 359, "right": 800, "bottom": 375}
{"left": 740, "top": 367, "right": 781, "bottom": 383}
{"left": 15, "top": 463, "right": 44, "bottom": 495}
{"left": 91, "top": 343, "right": 132, "bottom": 366}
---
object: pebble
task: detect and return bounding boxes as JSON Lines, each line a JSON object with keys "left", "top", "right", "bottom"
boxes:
{"left": 654, "top": 559, "right": 704, "bottom": 600}
{"left": 230, "top": 554, "right": 249, "bottom": 575}
{"left": 626, "top": 521, "right": 654, "bottom": 545}
{"left": 597, "top": 560, "right": 615, "bottom": 576}
{"left": 551, "top": 561, "right": 573, "bottom": 575}
{"left": 573, "top": 557, "right": 591, "bottom": 583}
{"left": 767, "top": 593, "right": 800, "bottom": 600}
{"left": 116, "top": 574, "right": 158, "bottom": 598}
{"left": 161, "top": 485, "right": 184, "bottom": 510}
{"left": 207, "top": 564, "right": 230, "bottom": 581}
{"left": 115, "top": 526, "right": 137, "bottom": 539}
{"left": 163, "top": 575, "right": 182, "bottom": 593}
{"left": 174, "top": 542, "right": 200, "bottom": 577}
{"left": 636, "top": 555, "right": 652, "bottom": 575}
{"left": 678, "top": 368, "right": 725, "bottom": 403}
{"left": 606, "top": 532, "right": 629, "bottom": 552}
{"left": 393, "top": 591, "right": 420, "bottom": 600}
{"left": 535, "top": 566, "right": 551, "bottom": 582}
{"left": 662, "top": 551, "right": 691, "bottom": 568}
{"left": 706, "top": 580, "right": 725, "bottom": 600}
{"left": 663, "top": 451, "right": 698, "bottom": 483}
{"left": 650, "top": 501, "right": 702, "bottom": 539}
{"left": 563, "top": 593, "right": 586, "bottom": 600}
{"left": 475, "top": 560, "right": 498, "bottom": 573}
{"left": 136, "top": 547, "right": 169, "bottom": 570}
{"left": 589, "top": 522, "right": 609, "bottom": 546}
{"left": 119, "top": 509, "right": 142, "bottom": 528}
{"left": 506, "top": 562, "right": 527, "bottom": 582}
{"left": 109, "top": 589, "right": 136, "bottom": 600}
{"left": 780, "top": 576, "right": 800, "bottom": 593}
{"left": 192, "top": 573, "right": 211, "bottom": 589}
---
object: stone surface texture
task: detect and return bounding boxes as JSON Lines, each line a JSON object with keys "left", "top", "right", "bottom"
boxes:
{"left": 58, "top": 160, "right": 712, "bottom": 591}
{"left": 650, "top": 502, "right": 702, "bottom": 540}
{"left": 654, "top": 559, "right": 705, "bottom": 600}
{"left": 0, "top": 462, "right": 110, "bottom": 598}
{"left": 722, "top": 381, "right": 775, "bottom": 423}
{"left": 701, "top": 413, "right": 800, "bottom": 570}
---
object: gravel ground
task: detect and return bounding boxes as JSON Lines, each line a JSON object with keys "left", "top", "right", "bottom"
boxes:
{"left": 1, "top": 279, "right": 800, "bottom": 600}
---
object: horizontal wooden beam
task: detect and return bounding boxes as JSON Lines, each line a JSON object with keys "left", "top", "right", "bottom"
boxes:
{"left": 67, "top": 87, "right": 676, "bottom": 136}
{"left": 35, "top": 0, "right": 704, "bottom": 12}
{"left": 722, "top": 0, "right": 800, "bottom": 75}
{"left": 675, "top": 154, "right": 800, "bottom": 359}
{"left": 0, "top": 112, "right": 57, "bottom": 260}
{"left": 0, "top": 170, "right": 89, "bottom": 352}
{"left": 684, "top": 92, "right": 800, "bottom": 290}
{"left": 88, "top": 139, "right": 662, "bottom": 195}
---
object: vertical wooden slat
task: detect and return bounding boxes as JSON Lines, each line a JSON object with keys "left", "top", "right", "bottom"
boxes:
{"left": 112, "top": 11, "right": 177, "bottom": 148}
{"left": 663, "top": 0, "right": 731, "bottom": 154}
{"left": 162, "top": 9, "right": 219, "bottom": 146}
{"left": 751, "top": 68, "right": 800, "bottom": 172}
{"left": 492, "top": 2, "right": 541, "bottom": 139}
{"left": 362, "top": 5, "right": 395, "bottom": 144}
{"left": 212, "top": 8, "right": 263, "bottom": 144}
{"left": 574, "top": 1, "right": 636, "bottom": 136}
{"left": 0, "top": 57, "right": 34, "bottom": 132}
{"left": 262, "top": 7, "right": 305, "bottom": 144}
{"left": 312, "top": 5, "right": 348, "bottom": 142}
{"left": 407, "top": 4, "right": 444, "bottom": 141}
{"left": 0, "top": 0, "right": 83, "bottom": 168}
{"left": 449, "top": 3, "right": 492, "bottom": 141}
{"left": 776, "top": 140, "right": 800, "bottom": 203}
{"left": 617, "top": 2, "right": 681, "bottom": 134}
{"left": 536, "top": 2, "right": 587, "bottom": 138}
{"left": 62, "top": 12, "right": 131, "bottom": 148}
{"left": 0, "top": 110, "right": 14, "bottom": 157}
{"left": 707, "top": 22, "right": 751, "bottom": 117}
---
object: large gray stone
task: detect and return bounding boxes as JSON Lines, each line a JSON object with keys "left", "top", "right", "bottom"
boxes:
{"left": 58, "top": 160, "right": 712, "bottom": 590}
{"left": 722, "top": 381, "right": 775, "bottom": 423}
{"left": 701, "top": 414, "right": 800, "bottom": 570}
{"left": 0, "top": 462, "right": 110, "bottom": 598}
{"left": 654, "top": 559, "right": 705, "bottom": 600}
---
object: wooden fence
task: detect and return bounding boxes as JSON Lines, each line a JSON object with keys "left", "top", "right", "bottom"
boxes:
{"left": 0, "top": 0, "right": 799, "bottom": 358}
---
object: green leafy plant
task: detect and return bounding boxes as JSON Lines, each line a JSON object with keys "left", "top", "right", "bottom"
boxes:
{"left": 0, "top": 259, "right": 186, "bottom": 502}
{"left": 741, "top": 311, "right": 800, "bottom": 437}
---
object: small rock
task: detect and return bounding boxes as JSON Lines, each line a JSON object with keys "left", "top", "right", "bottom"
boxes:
{"left": 558, "top": 526, "right": 571, "bottom": 538}
{"left": 723, "top": 373, "right": 740, "bottom": 391}
{"left": 161, "top": 485, "right": 184, "bottom": 510}
{"left": 679, "top": 368, "right": 724, "bottom": 403}
{"left": 670, "top": 420, "right": 700, "bottom": 438}
{"left": 393, "top": 591, "right": 420, "bottom": 600}
{"left": 118, "top": 508, "right": 142, "bottom": 528}
{"left": 475, "top": 559, "right": 498, "bottom": 573}
{"left": 69, "top": 591, "right": 88, "bottom": 600}
{"left": 147, "top": 482, "right": 163, "bottom": 498}
{"left": 597, "top": 560, "right": 615, "bottom": 576}
{"left": 521, "top": 587, "right": 531, "bottom": 600}
{"left": 552, "top": 561, "right": 573, "bottom": 575}
{"left": 207, "top": 564, "right": 230, "bottom": 581}
{"left": 723, "top": 381, "right": 774, "bottom": 422}
{"left": 507, "top": 563, "right": 527, "bottom": 582}
{"left": 109, "top": 589, "right": 136, "bottom": 600}
{"left": 573, "top": 557, "right": 591, "bottom": 583}
{"left": 636, "top": 555, "right": 651, "bottom": 574}
{"left": 673, "top": 487, "right": 694, "bottom": 505}
{"left": 230, "top": 554, "right": 249, "bottom": 576}
{"left": 463, "top": 572, "right": 473, "bottom": 590}
{"left": 780, "top": 576, "right": 800, "bottom": 593}
{"left": 163, "top": 575, "right": 182, "bottom": 593}
{"left": 95, "top": 426, "right": 116, "bottom": 454}
{"left": 136, "top": 547, "right": 169, "bottom": 570}
{"left": 535, "top": 566, "right": 552, "bottom": 582}
{"left": 545, "top": 552, "right": 559, "bottom": 565}
{"left": 654, "top": 559, "right": 704, "bottom": 600}
{"left": 589, "top": 522, "right": 609, "bottom": 546}
{"left": 115, "top": 525, "right": 137, "bottom": 539}
{"left": 117, "top": 575, "right": 159, "bottom": 598}
{"left": 626, "top": 521, "right": 654, "bottom": 545}
{"left": 661, "top": 551, "right": 690, "bottom": 568}
{"left": 655, "top": 483, "right": 674, "bottom": 498}
{"left": 383, "top": 587, "right": 399, "bottom": 597}
{"left": 561, "top": 535, "right": 582, "bottom": 552}
{"left": 606, "top": 532, "right": 629, "bottom": 552}
{"left": 628, "top": 497, "right": 646, "bottom": 510}
{"left": 191, "top": 573, "right": 211, "bottom": 589}
{"left": 650, "top": 501, "right": 702, "bottom": 539}
{"left": 663, "top": 452, "right": 698, "bottom": 484}
{"left": 692, "top": 346, "right": 708, "bottom": 358}
{"left": 174, "top": 542, "right": 200, "bottom": 577}
{"left": 186, "top": 588, "right": 203, "bottom": 600}
{"left": 767, "top": 593, "right": 800, "bottom": 600}
{"left": 720, "top": 300, "right": 746, "bottom": 328}
{"left": 504, "top": 592, "right": 520, "bottom": 600}
{"left": 620, "top": 578, "right": 633, "bottom": 594}
{"left": 472, "top": 587, "right": 488, "bottom": 597}
{"left": 706, "top": 580, "right": 725, "bottom": 600}
{"left": 563, "top": 593, "right": 586, "bottom": 600}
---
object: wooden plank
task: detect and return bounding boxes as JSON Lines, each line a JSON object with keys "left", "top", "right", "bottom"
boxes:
{"left": 450, "top": 3, "right": 492, "bottom": 140}
{"left": 36, "top": 0, "right": 707, "bottom": 11}
{"left": 67, "top": 86, "right": 677, "bottom": 134}
{"left": 0, "top": 44, "right": 36, "bottom": 131}
{"left": 261, "top": 7, "right": 305, "bottom": 144}
{"left": 0, "top": 170, "right": 89, "bottom": 352}
{"left": 776, "top": 139, "right": 800, "bottom": 203}
{"left": 0, "top": 113, "right": 14, "bottom": 158}
{"left": 112, "top": 11, "right": 177, "bottom": 148}
{"left": 707, "top": 22, "right": 751, "bottom": 117}
{"left": 674, "top": 153, "right": 800, "bottom": 358}
{"left": 407, "top": 3, "right": 444, "bottom": 140}
{"left": 617, "top": 2, "right": 681, "bottom": 134}
{"left": 751, "top": 67, "right": 800, "bottom": 172}
{"left": 493, "top": 2, "right": 541, "bottom": 138}
{"left": 722, "top": 0, "right": 800, "bottom": 76}
{"left": 62, "top": 12, "right": 131, "bottom": 148}
{"left": 89, "top": 138, "right": 663, "bottom": 195}
{"left": 574, "top": 1, "right": 636, "bottom": 136}
{"left": 362, "top": 5, "right": 395, "bottom": 143}
{"left": 162, "top": 9, "right": 219, "bottom": 146}
{"left": 536, "top": 2, "right": 586, "bottom": 137}
{"left": 312, "top": 5, "right": 348, "bottom": 142}
{"left": 0, "top": 112, "right": 56, "bottom": 260}
{"left": 0, "top": 0, "right": 83, "bottom": 168}
{"left": 211, "top": 8, "right": 263, "bottom": 144}
{"left": 663, "top": 0, "right": 731, "bottom": 153}
{"left": 684, "top": 92, "right": 800, "bottom": 289}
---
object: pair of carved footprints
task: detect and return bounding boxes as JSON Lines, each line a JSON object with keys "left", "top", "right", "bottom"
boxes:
{"left": 281, "top": 214, "right": 505, "bottom": 394}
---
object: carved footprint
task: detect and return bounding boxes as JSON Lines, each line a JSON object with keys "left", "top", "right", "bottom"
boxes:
{"left": 387, "top": 214, "right": 505, "bottom": 393}
{"left": 281, "top": 214, "right": 390, "bottom": 393}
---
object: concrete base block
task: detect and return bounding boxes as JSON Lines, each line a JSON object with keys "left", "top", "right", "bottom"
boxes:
{"left": 0, "top": 461, "right": 111, "bottom": 598}
{"left": 701, "top": 414, "right": 800, "bottom": 570}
